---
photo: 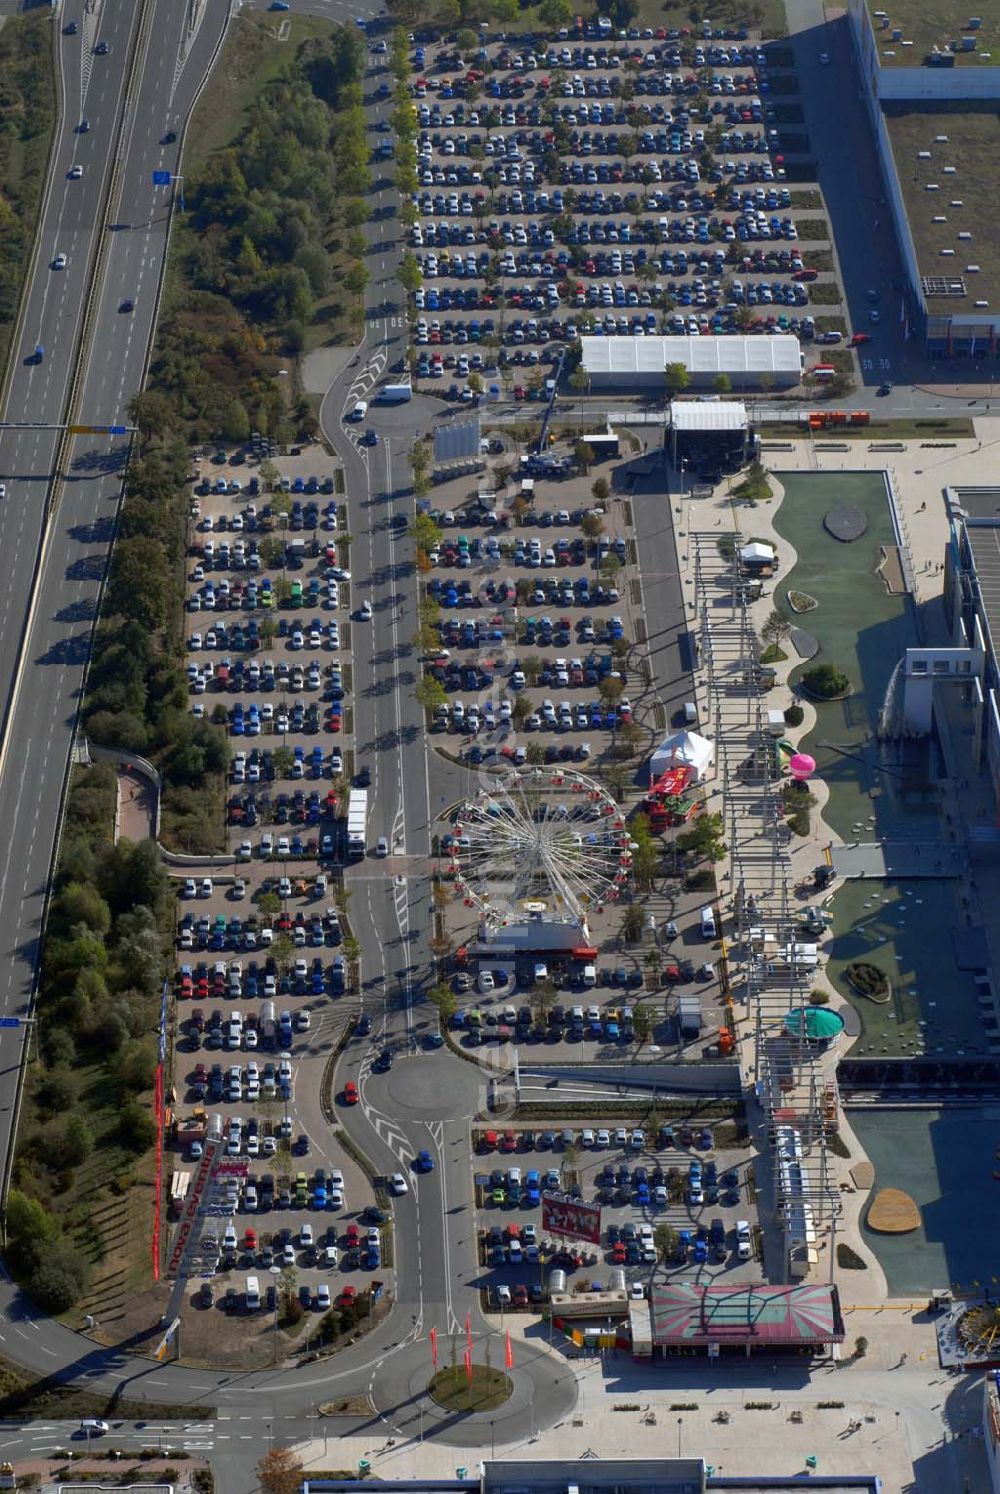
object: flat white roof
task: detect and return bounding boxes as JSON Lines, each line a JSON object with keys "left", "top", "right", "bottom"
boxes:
{"left": 582, "top": 334, "right": 802, "bottom": 376}
{"left": 672, "top": 400, "right": 749, "bottom": 431}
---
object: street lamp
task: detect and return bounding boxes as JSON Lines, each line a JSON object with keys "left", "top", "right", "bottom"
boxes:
{"left": 677, "top": 1417, "right": 683, "bottom": 1457}
{"left": 269, "top": 1263, "right": 282, "bottom": 1363}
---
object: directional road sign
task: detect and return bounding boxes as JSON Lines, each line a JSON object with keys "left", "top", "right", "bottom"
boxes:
{"left": 152, "top": 170, "right": 172, "bottom": 186}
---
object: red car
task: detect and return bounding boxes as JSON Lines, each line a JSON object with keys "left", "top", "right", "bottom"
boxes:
{"left": 244, "top": 1228, "right": 257, "bottom": 1250}
{"left": 346, "top": 1223, "right": 361, "bottom": 1249}
{"left": 612, "top": 1241, "right": 626, "bottom": 1264}
{"left": 338, "top": 1286, "right": 358, "bottom": 1308}
{"left": 343, "top": 1082, "right": 359, "bottom": 1105}
{"left": 850, "top": 332, "right": 871, "bottom": 346}
{"left": 513, "top": 1284, "right": 529, "bottom": 1307}
{"left": 501, "top": 1129, "right": 517, "bottom": 1152}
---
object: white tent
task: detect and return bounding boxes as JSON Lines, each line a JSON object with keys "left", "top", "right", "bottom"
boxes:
{"left": 649, "top": 730, "right": 714, "bottom": 784}
{"left": 740, "top": 541, "right": 775, "bottom": 566}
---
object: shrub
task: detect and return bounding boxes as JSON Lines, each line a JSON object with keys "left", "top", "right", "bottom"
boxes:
{"left": 784, "top": 704, "right": 804, "bottom": 727}
{"left": 787, "top": 808, "right": 810, "bottom": 837}
{"left": 837, "top": 1243, "right": 867, "bottom": 1271}
{"left": 809, "top": 989, "right": 830, "bottom": 1005}
{"left": 802, "top": 663, "right": 849, "bottom": 699}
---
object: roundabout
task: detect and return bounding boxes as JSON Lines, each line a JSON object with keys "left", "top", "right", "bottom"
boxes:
{"left": 367, "top": 1331, "right": 579, "bottom": 1447}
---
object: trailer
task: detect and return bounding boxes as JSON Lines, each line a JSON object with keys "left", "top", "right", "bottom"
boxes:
{"left": 347, "top": 788, "right": 368, "bottom": 859}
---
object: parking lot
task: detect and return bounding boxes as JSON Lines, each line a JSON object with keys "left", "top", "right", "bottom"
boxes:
{"left": 168, "top": 438, "right": 395, "bottom": 1352}
{"left": 422, "top": 435, "right": 655, "bottom": 770}
{"left": 404, "top": 26, "right": 842, "bottom": 399}
{"left": 472, "top": 1121, "right": 759, "bottom": 1310}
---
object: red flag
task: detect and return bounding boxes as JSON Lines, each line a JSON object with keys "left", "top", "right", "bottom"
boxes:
{"left": 465, "top": 1311, "right": 472, "bottom": 1355}
{"left": 464, "top": 1348, "right": 473, "bottom": 1382}
{"left": 430, "top": 1327, "right": 438, "bottom": 1367}
{"left": 505, "top": 1329, "right": 514, "bottom": 1369}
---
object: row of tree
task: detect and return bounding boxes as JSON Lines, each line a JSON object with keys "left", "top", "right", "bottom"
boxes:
{"left": 148, "top": 27, "right": 366, "bottom": 441}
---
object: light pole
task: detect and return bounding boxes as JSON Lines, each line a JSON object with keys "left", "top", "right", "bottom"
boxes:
{"left": 677, "top": 1417, "right": 683, "bottom": 1456}
{"left": 270, "top": 1263, "right": 282, "bottom": 1363}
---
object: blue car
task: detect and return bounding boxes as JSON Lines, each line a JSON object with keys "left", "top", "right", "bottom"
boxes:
{"left": 414, "top": 1150, "right": 435, "bottom": 1172}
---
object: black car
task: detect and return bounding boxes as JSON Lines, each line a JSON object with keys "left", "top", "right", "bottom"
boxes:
{"left": 356, "top": 1011, "right": 372, "bottom": 1036}
{"left": 119, "top": 299, "right": 134, "bottom": 313}
{"left": 162, "top": 129, "right": 177, "bottom": 144}
{"left": 63, "top": 19, "right": 78, "bottom": 33}
{"left": 294, "top": 1133, "right": 310, "bottom": 1155}
{"left": 355, "top": 766, "right": 371, "bottom": 787}
{"left": 373, "top": 1047, "right": 393, "bottom": 1072}
{"left": 94, "top": 40, "right": 109, "bottom": 54}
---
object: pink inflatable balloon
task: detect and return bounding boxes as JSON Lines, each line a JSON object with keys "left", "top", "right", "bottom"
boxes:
{"left": 789, "top": 753, "right": 816, "bottom": 781}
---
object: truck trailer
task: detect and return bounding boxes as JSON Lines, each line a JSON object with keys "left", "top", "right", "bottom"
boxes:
{"left": 346, "top": 788, "right": 368, "bottom": 859}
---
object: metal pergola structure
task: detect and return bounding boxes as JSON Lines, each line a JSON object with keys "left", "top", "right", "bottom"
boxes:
{"left": 692, "top": 531, "right": 840, "bottom": 1268}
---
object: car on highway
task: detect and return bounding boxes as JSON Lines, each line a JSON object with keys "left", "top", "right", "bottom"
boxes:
{"left": 94, "top": 40, "right": 109, "bottom": 54}
{"left": 343, "top": 1081, "right": 359, "bottom": 1105}
{"left": 52, "top": 253, "right": 67, "bottom": 270}
{"left": 414, "top": 1149, "right": 434, "bottom": 1172}
{"left": 68, "top": 165, "right": 83, "bottom": 179}
{"left": 878, "top": 382, "right": 893, "bottom": 396}
{"left": 359, "top": 599, "right": 373, "bottom": 620}
{"left": 78, "top": 1420, "right": 109, "bottom": 1437}
{"left": 120, "top": 299, "right": 134, "bottom": 313}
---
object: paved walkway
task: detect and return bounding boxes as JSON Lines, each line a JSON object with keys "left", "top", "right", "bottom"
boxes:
{"left": 116, "top": 764, "right": 156, "bottom": 842}
{"left": 294, "top": 1312, "right": 989, "bottom": 1492}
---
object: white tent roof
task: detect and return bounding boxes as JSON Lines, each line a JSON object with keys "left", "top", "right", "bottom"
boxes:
{"left": 672, "top": 400, "right": 748, "bottom": 432}
{"left": 581, "top": 335, "right": 801, "bottom": 378}
{"left": 741, "top": 541, "right": 775, "bottom": 563}
{"left": 650, "top": 730, "right": 714, "bottom": 777}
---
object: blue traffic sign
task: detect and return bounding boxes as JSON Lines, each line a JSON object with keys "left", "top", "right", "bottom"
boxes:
{"left": 108, "top": 425, "right": 127, "bottom": 435}
{"left": 152, "top": 170, "right": 171, "bottom": 186}
{"left": 0, "top": 1018, "right": 20, "bottom": 1028}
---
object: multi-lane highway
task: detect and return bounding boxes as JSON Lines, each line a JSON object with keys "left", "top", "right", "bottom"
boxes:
{"left": 0, "top": 0, "right": 231, "bottom": 1264}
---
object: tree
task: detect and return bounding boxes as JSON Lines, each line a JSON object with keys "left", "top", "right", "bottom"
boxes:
{"left": 119, "top": 1098, "right": 158, "bottom": 1154}
{"left": 591, "top": 477, "right": 610, "bottom": 506}
{"left": 538, "top": 0, "right": 572, "bottom": 25}
{"left": 4, "top": 1191, "right": 58, "bottom": 1274}
{"left": 620, "top": 904, "right": 644, "bottom": 943}
{"left": 257, "top": 1446, "right": 305, "bottom": 1494}
{"left": 580, "top": 511, "right": 604, "bottom": 541}
{"left": 573, "top": 440, "right": 595, "bottom": 474}
{"left": 127, "top": 390, "right": 174, "bottom": 442}
{"left": 802, "top": 663, "right": 850, "bottom": 699}
{"left": 26, "top": 1240, "right": 89, "bottom": 1313}
{"left": 761, "top": 607, "right": 791, "bottom": 649}
{"left": 415, "top": 674, "right": 447, "bottom": 712}
{"left": 598, "top": 675, "right": 625, "bottom": 708}
{"left": 664, "top": 362, "right": 690, "bottom": 398}
{"left": 713, "top": 373, "right": 732, "bottom": 395}
{"left": 676, "top": 811, "right": 726, "bottom": 864}
{"left": 654, "top": 1223, "right": 679, "bottom": 1261}
{"left": 633, "top": 1004, "right": 653, "bottom": 1043}
{"left": 428, "top": 981, "right": 457, "bottom": 1023}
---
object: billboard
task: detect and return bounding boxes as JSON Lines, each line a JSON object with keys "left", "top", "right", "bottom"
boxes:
{"left": 541, "top": 1191, "right": 602, "bottom": 1245}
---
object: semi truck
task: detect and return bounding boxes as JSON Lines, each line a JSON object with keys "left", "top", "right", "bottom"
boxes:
{"left": 347, "top": 788, "right": 368, "bottom": 859}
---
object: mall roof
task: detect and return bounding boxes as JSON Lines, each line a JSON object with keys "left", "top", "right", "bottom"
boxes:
{"left": 581, "top": 335, "right": 801, "bottom": 378}
{"left": 671, "top": 400, "right": 749, "bottom": 431}
{"left": 650, "top": 1281, "right": 845, "bottom": 1347}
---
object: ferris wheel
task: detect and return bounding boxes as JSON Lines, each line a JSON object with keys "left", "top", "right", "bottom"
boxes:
{"left": 446, "top": 767, "right": 633, "bottom": 933}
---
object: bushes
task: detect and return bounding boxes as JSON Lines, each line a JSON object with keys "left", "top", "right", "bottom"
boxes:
{"left": 784, "top": 704, "right": 804, "bottom": 727}
{"left": 0, "top": 15, "right": 56, "bottom": 372}
{"left": 149, "top": 30, "right": 366, "bottom": 442}
{"left": 802, "top": 663, "right": 850, "bottom": 699}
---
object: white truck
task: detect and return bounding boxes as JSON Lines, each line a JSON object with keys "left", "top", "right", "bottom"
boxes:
{"left": 346, "top": 788, "right": 368, "bottom": 860}
{"left": 379, "top": 382, "right": 412, "bottom": 403}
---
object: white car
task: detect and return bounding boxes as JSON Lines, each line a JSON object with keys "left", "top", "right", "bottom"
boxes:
{"left": 389, "top": 1172, "right": 408, "bottom": 1195}
{"left": 736, "top": 1220, "right": 753, "bottom": 1260}
{"left": 53, "top": 252, "right": 67, "bottom": 270}
{"left": 69, "top": 165, "right": 83, "bottom": 179}
{"left": 376, "top": 835, "right": 389, "bottom": 857}
{"left": 359, "top": 599, "right": 373, "bottom": 621}
{"left": 349, "top": 400, "right": 368, "bottom": 421}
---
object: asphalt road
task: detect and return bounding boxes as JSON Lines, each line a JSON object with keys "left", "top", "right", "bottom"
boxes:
{"left": 0, "top": 0, "right": 231, "bottom": 1125}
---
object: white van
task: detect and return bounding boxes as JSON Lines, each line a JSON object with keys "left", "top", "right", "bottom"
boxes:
{"left": 245, "top": 1275, "right": 261, "bottom": 1312}
{"left": 582, "top": 963, "right": 597, "bottom": 988}
{"left": 700, "top": 906, "right": 717, "bottom": 940}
